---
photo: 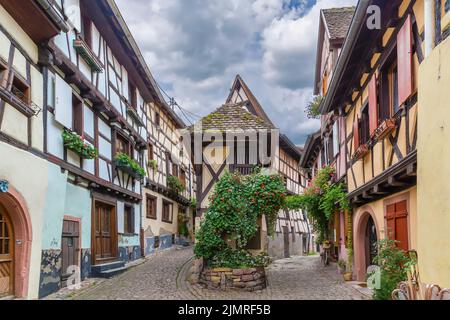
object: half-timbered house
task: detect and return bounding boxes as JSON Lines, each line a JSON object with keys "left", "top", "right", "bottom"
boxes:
{"left": 318, "top": 0, "right": 422, "bottom": 282}
{"left": 142, "top": 99, "right": 196, "bottom": 254}
{"left": 312, "top": 7, "right": 355, "bottom": 263}
{"left": 188, "top": 75, "right": 311, "bottom": 258}
{"left": 0, "top": 0, "right": 68, "bottom": 299}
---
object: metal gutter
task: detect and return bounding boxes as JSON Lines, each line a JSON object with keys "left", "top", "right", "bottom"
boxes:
{"left": 318, "top": 0, "right": 371, "bottom": 114}
{"left": 35, "top": 0, "right": 70, "bottom": 33}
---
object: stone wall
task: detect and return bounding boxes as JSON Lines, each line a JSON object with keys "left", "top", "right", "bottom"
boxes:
{"left": 199, "top": 267, "right": 266, "bottom": 291}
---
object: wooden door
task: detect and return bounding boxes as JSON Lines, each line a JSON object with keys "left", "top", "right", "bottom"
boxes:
{"left": 386, "top": 200, "right": 409, "bottom": 251}
{"left": 93, "top": 202, "right": 117, "bottom": 264}
{"left": 0, "top": 211, "right": 13, "bottom": 297}
{"left": 61, "top": 219, "right": 79, "bottom": 287}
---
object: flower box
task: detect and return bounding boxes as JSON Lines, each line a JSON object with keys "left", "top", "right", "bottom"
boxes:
{"left": 352, "top": 144, "right": 369, "bottom": 161}
{"left": 371, "top": 119, "right": 396, "bottom": 141}
{"left": 115, "top": 153, "right": 146, "bottom": 179}
{"left": 62, "top": 129, "right": 98, "bottom": 159}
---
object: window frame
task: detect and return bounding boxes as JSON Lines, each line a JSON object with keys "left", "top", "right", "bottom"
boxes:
{"left": 123, "top": 204, "right": 135, "bottom": 235}
{"left": 11, "top": 72, "right": 30, "bottom": 106}
{"left": 115, "top": 132, "right": 131, "bottom": 157}
{"left": 162, "top": 200, "right": 173, "bottom": 223}
{"left": 359, "top": 103, "right": 370, "bottom": 145}
{"left": 146, "top": 195, "right": 157, "bottom": 220}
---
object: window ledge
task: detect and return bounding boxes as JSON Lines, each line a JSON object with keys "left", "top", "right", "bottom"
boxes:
{"left": 73, "top": 38, "right": 103, "bottom": 73}
{"left": 0, "top": 86, "right": 40, "bottom": 117}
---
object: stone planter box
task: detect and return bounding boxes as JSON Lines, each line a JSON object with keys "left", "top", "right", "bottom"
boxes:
{"left": 199, "top": 267, "right": 267, "bottom": 292}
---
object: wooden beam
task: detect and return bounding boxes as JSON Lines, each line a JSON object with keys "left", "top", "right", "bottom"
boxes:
{"left": 372, "top": 185, "right": 388, "bottom": 195}
{"left": 388, "top": 176, "right": 407, "bottom": 187}
{"left": 406, "top": 163, "right": 417, "bottom": 177}
{"left": 362, "top": 191, "right": 374, "bottom": 200}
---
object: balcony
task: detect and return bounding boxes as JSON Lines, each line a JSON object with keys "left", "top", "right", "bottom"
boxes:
{"left": 73, "top": 38, "right": 103, "bottom": 73}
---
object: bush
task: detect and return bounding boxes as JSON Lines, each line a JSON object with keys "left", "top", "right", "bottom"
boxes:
{"left": 370, "top": 239, "right": 416, "bottom": 300}
{"left": 167, "top": 175, "right": 186, "bottom": 193}
{"left": 194, "top": 171, "right": 286, "bottom": 268}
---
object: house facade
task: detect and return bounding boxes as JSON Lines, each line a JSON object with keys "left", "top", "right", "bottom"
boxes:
{"left": 317, "top": 0, "right": 425, "bottom": 282}
{"left": 189, "top": 75, "right": 312, "bottom": 259}
{"left": 0, "top": 0, "right": 195, "bottom": 299}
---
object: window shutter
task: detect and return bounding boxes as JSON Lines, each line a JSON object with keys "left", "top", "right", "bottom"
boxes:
{"left": 353, "top": 117, "right": 360, "bottom": 151}
{"left": 368, "top": 75, "right": 378, "bottom": 135}
{"left": 397, "top": 14, "right": 413, "bottom": 105}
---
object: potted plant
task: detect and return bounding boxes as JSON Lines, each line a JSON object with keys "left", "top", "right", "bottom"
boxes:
{"left": 337, "top": 259, "right": 346, "bottom": 274}
{"left": 62, "top": 129, "right": 98, "bottom": 159}
{"left": 167, "top": 175, "right": 186, "bottom": 194}
{"left": 115, "top": 152, "right": 146, "bottom": 179}
{"left": 148, "top": 159, "right": 158, "bottom": 171}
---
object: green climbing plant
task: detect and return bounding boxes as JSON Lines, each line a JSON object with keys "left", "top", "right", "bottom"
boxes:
{"left": 194, "top": 171, "right": 286, "bottom": 268}
{"left": 284, "top": 166, "right": 349, "bottom": 243}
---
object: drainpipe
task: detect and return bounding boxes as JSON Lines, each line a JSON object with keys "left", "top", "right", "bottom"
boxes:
{"left": 424, "top": 0, "right": 436, "bottom": 57}
{"left": 36, "top": 0, "right": 70, "bottom": 33}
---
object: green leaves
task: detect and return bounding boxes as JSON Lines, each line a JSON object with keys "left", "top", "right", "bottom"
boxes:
{"left": 115, "top": 152, "right": 146, "bottom": 178}
{"left": 284, "top": 166, "right": 349, "bottom": 244}
{"left": 194, "top": 170, "right": 286, "bottom": 268}
{"left": 167, "top": 175, "right": 186, "bottom": 193}
{"left": 62, "top": 129, "right": 98, "bottom": 159}
{"left": 370, "top": 239, "right": 415, "bottom": 300}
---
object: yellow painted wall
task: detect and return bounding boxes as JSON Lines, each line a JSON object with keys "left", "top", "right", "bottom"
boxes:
{"left": 417, "top": 36, "right": 450, "bottom": 288}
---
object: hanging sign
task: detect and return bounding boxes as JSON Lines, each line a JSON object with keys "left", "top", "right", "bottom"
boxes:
{"left": 0, "top": 180, "right": 9, "bottom": 193}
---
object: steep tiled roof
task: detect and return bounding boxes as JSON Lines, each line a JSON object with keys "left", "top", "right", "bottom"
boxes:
{"left": 322, "top": 7, "right": 355, "bottom": 40}
{"left": 187, "top": 102, "right": 275, "bottom": 132}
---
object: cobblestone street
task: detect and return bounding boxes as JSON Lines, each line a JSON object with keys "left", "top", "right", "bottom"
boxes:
{"left": 45, "top": 247, "right": 367, "bottom": 300}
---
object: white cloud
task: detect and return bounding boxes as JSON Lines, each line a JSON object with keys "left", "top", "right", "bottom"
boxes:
{"left": 115, "top": 0, "right": 357, "bottom": 144}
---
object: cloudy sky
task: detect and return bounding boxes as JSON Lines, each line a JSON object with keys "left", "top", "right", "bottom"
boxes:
{"left": 116, "top": 0, "right": 357, "bottom": 145}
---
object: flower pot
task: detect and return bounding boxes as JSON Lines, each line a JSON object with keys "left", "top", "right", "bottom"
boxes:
{"left": 343, "top": 272, "right": 353, "bottom": 281}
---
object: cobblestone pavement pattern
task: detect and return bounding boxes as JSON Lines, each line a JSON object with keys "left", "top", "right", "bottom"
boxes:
{"left": 45, "top": 246, "right": 367, "bottom": 300}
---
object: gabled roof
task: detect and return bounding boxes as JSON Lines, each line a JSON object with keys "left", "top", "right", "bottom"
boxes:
{"left": 280, "top": 134, "right": 303, "bottom": 161}
{"left": 187, "top": 102, "right": 275, "bottom": 133}
{"left": 314, "top": 6, "right": 355, "bottom": 95}
{"left": 226, "top": 75, "right": 275, "bottom": 127}
{"left": 300, "top": 130, "right": 322, "bottom": 169}
{"left": 322, "top": 7, "right": 355, "bottom": 40}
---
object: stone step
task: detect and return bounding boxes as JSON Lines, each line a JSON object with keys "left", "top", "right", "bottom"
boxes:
{"left": 97, "top": 266, "right": 128, "bottom": 279}
{"left": 91, "top": 260, "right": 126, "bottom": 276}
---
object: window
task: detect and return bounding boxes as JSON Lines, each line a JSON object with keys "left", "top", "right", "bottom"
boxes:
{"left": 116, "top": 134, "right": 130, "bottom": 156}
{"left": 180, "top": 169, "right": 186, "bottom": 188}
{"left": 123, "top": 205, "right": 135, "bottom": 234}
{"left": 360, "top": 104, "right": 370, "bottom": 145}
{"left": 148, "top": 143, "right": 154, "bottom": 161}
{"left": 81, "top": 13, "right": 92, "bottom": 48}
{"left": 155, "top": 112, "right": 160, "bottom": 127}
{"left": 0, "top": 61, "right": 8, "bottom": 88}
{"left": 386, "top": 200, "right": 409, "bottom": 252}
{"left": 379, "top": 50, "right": 399, "bottom": 121}
{"left": 128, "top": 82, "right": 137, "bottom": 109}
{"left": 162, "top": 200, "right": 173, "bottom": 223}
{"left": 146, "top": 195, "right": 157, "bottom": 219}
{"left": 11, "top": 73, "right": 30, "bottom": 105}
{"left": 172, "top": 164, "right": 178, "bottom": 178}
{"left": 72, "top": 94, "right": 83, "bottom": 135}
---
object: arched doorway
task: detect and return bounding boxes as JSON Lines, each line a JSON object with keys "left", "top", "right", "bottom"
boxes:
{"left": 354, "top": 207, "right": 379, "bottom": 281}
{"left": 0, "top": 210, "right": 14, "bottom": 297}
{"left": 0, "top": 188, "right": 32, "bottom": 298}
{"left": 364, "top": 216, "right": 378, "bottom": 269}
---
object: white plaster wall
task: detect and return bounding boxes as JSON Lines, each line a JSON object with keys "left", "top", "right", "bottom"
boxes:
{"left": 0, "top": 142, "right": 49, "bottom": 299}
